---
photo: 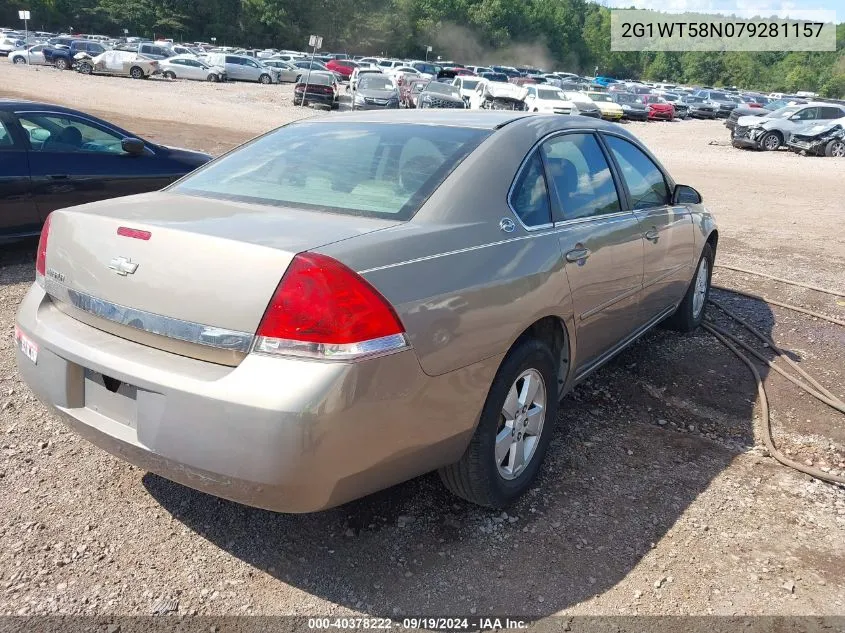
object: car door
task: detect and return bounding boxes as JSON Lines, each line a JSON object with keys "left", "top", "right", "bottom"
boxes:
{"left": 0, "top": 113, "right": 39, "bottom": 237}
{"left": 16, "top": 111, "right": 172, "bottom": 217}
{"left": 785, "top": 106, "right": 821, "bottom": 138}
{"left": 602, "top": 134, "right": 695, "bottom": 327}
{"left": 225, "top": 56, "right": 244, "bottom": 80}
{"left": 242, "top": 58, "right": 263, "bottom": 81}
{"left": 537, "top": 132, "right": 645, "bottom": 374}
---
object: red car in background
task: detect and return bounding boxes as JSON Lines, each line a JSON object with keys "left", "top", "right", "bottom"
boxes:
{"left": 326, "top": 59, "right": 357, "bottom": 80}
{"left": 640, "top": 94, "right": 675, "bottom": 120}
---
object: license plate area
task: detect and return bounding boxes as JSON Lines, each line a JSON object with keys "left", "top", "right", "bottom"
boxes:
{"left": 84, "top": 369, "right": 138, "bottom": 429}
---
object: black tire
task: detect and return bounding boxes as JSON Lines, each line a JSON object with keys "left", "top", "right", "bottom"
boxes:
{"left": 259, "top": 73, "right": 272, "bottom": 85}
{"left": 758, "top": 131, "right": 781, "bottom": 151}
{"left": 129, "top": 66, "right": 144, "bottom": 79}
{"left": 207, "top": 73, "right": 217, "bottom": 82}
{"left": 12, "top": 56, "right": 26, "bottom": 65}
{"left": 825, "top": 139, "right": 845, "bottom": 158}
{"left": 78, "top": 63, "right": 93, "bottom": 75}
{"left": 55, "top": 58, "right": 68, "bottom": 71}
{"left": 664, "top": 243, "right": 714, "bottom": 332}
{"left": 438, "top": 338, "right": 559, "bottom": 508}
{"left": 163, "top": 71, "right": 176, "bottom": 79}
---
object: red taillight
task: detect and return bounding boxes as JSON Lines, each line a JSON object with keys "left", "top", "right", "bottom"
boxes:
{"left": 253, "top": 253, "right": 407, "bottom": 360}
{"left": 35, "top": 213, "right": 52, "bottom": 283}
{"left": 117, "top": 226, "right": 151, "bottom": 240}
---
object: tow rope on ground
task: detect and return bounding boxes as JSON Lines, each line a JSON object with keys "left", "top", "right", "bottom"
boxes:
{"left": 705, "top": 265, "right": 845, "bottom": 486}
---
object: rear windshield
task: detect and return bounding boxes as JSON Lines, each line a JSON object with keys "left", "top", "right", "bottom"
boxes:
{"left": 173, "top": 122, "right": 490, "bottom": 220}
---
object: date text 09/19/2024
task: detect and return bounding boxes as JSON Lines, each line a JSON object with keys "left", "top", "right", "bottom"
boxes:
{"left": 307, "top": 617, "right": 529, "bottom": 631}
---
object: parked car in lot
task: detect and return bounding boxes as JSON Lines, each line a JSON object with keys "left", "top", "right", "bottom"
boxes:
{"left": 611, "top": 92, "right": 649, "bottom": 120}
{"left": 683, "top": 96, "right": 718, "bottom": 119}
{"left": 349, "top": 66, "right": 382, "bottom": 91}
{"left": 0, "top": 100, "right": 210, "bottom": 242}
{"left": 786, "top": 117, "right": 845, "bottom": 157}
{"left": 205, "top": 54, "right": 281, "bottom": 84}
{"left": 724, "top": 97, "right": 806, "bottom": 131}
{"left": 9, "top": 44, "right": 50, "bottom": 65}
{"left": 418, "top": 82, "right": 466, "bottom": 109}
{"left": 560, "top": 91, "right": 602, "bottom": 118}
{"left": 400, "top": 78, "right": 429, "bottom": 108}
{"left": 257, "top": 59, "right": 299, "bottom": 83}
{"left": 44, "top": 39, "right": 107, "bottom": 70}
{"left": 523, "top": 86, "right": 573, "bottom": 114}
{"left": 326, "top": 58, "right": 357, "bottom": 80}
{"left": 75, "top": 50, "right": 159, "bottom": 79}
{"left": 0, "top": 35, "right": 24, "bottom": 56}
{"left": 694, "top": 89, "right": 738, "bottom": 117}
{"left": 585, "top": 92, "right": 624, "bottom": 121}
{"left": 352, "top": 73, "right": 399, "bottom": 110}
{"left": 159, "top": 56, "right": 226, "bottom": 82}
{"left": 658, "top": 93, "right": 689, "bottom": 119}
{"left": 732, "top": 103, "right": 845, "bottom": 150}
{"left": 452, "top": 76, "right": 483, "bottom": 105}
{"left": 294, "top": 71, "right": 339, "bottom": 108}
{"left": 14, "top": 111, "right": 717, "bottom": 512}
{"left": 640, "top": 94, "right": 676, "bottom": 121}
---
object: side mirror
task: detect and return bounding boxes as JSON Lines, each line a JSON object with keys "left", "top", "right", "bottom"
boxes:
{"left": 121, "top": 137, "right": 145, "bottom": 156}
{"left": 672, "top": 184, "right": 702, "bottom": 205}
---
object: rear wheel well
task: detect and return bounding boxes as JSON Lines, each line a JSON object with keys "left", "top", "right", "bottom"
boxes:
{"left": 513, "top": 316, "right": 570, "bottom": 399}
{"left": 706, "top": 229, "right": 719, "bottom": 256}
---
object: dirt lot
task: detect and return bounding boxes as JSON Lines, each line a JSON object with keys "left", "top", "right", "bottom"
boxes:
{"left": 1, "top": 63, "right": 844, "bottom": 621}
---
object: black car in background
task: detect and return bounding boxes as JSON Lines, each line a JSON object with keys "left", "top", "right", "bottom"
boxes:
{"left": 0, "top": 100, "right": 211, "bottom": 241}
{"left": 610, "top": 92, "right": 649, "bottom": 120}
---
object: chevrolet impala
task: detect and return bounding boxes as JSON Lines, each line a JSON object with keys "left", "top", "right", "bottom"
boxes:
{"left": 15, "top": 111, "right": 717, "bottom": 512}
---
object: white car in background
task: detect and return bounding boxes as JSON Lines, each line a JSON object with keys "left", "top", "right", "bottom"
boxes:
{"left": 160, "top": 56, "right": 227, "bottom": 82}
{"left": 350, "top": 66, "right": 383, "bottom": 91}
{"left": 9, "top": 44, "right": 50, "bottom": 65}
{"left": 523, "top": 85, "right": 574, "bottom": 115}
{"left": 452, "top": 75, "right": 483, "bottom": 103}
{"left": 0, "top": 36, "right": 24, "bottom": 56}
{"left": 560, "top": 91, "right": 603, "bottom": 118}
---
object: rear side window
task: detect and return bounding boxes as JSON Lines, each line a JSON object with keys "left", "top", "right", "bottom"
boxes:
{"left": 604, "top": 136, "right": 670, "bottom": 210}
{"left": 510, "top": 153, "right": 551, "bottom": 227}
{"left": 821, "top": 106, "right": 845, "bottom": 119}
{"left": 541, "top": 133, "right": 621, "bottom": 221}
{"left": 174, "top": 122, "right": 490, "bottom": 220}
{"left": 0, "top": 121, "right": 16, "bottom": 148}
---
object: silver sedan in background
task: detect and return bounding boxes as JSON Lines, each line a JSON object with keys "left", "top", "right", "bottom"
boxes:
{"left": 15, "top": 112, "right": 717, "bottom": 514}
{"left": 9, "top": 44, "right": 49, "bottom": 65}
{"left": 159, "top": 56, "right": 227, "bottom": 82}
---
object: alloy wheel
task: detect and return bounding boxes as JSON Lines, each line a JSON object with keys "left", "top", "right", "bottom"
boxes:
{"left": 495, "top": 369, "right": 547, "bottom": 480}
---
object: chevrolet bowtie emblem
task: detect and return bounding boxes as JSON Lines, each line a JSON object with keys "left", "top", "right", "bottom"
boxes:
{"left": 109, "top": 256, "right": 139, "bottom": 276}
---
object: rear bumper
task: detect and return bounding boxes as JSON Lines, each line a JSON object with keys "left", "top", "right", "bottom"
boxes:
{"left": 15, "top": 284, "right": 493, "bottom": 513}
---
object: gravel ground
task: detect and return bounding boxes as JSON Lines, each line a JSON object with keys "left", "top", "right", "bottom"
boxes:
{"left": 1, "top": 62, "right": 844, "bottom": 621}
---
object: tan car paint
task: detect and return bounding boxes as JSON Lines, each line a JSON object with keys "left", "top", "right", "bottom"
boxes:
{"left": 16, "top": 111, "right": 717, "bottom": 512}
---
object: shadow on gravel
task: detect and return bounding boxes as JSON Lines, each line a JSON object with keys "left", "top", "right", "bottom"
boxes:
{"left": 0, "top": 239, "right": 36, "bottom": 287}
{"left": 145, "top": 291, "right": 772, "bottom": 618}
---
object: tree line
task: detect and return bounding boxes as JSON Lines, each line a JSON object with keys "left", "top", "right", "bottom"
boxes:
{"left": 3, "top": 0, "right": 843, "bottom": 97}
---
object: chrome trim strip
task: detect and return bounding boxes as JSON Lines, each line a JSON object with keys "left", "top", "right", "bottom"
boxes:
{"left": 580, "top": 285, "right": 641, "bottom": 321}
{"left": 574, "top": 304, "right": 676, "bottom": 383}
{"left": 641, "top": 263, "right": 688, "bottom": 291}
{"left": 44, "top": 278, "right": 254, "bottom": 353}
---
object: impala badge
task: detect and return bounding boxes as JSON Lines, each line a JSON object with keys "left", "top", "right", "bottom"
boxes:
{"left": 109, "top": 256, "right": 139, "bottom": 276}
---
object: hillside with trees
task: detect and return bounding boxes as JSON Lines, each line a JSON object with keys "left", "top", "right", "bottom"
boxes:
{"left": 2, "top": 0, "right": 843, "bottom": 96}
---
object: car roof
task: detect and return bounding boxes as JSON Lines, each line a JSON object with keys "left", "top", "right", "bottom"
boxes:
{"left": 0, "top": 99, "right": 81, "bottom": 113}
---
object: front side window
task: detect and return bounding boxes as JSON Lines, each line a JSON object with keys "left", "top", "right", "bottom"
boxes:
{"left": 17, "top": 114, "right": 127, "bottom": 154}
{"left": 174, "top": 122, "right": 490, "bottom": 220}
{"left": 541, "top": 134, "right": 621, "bottom": 222}
{"left": 510, "top": 153, "right": 551, "bottom": 227}
{"left": 792, "top": 107, "right": 818, "bottom": 121}
{"left": 0, "top": 120, "right": 16, "bottom": 148}
{"left": 604, "top": 136, "right": 669, "bottom": 210}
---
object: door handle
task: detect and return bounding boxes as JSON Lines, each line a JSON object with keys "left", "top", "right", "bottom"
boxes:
{"left": 47, "top": 174, "right": 69, "bottom": 180}
{"left": 644, "top": 228, "right": 660, "bottom": 242}
{"left": 565, "top": 248, "right": 591, "bottom": 263}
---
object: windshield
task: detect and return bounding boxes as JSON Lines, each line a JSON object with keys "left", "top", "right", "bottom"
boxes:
{"left": 425, "top": 83, "right": 461, "bottom": 98}
{"left": 537, "top": 89, "right": 563, "bottom": 100}
{"left": 482, "top": 73, "right": 509, "bottom": 82}
{"left": 662, "top": 94, "right": 679, "bottom": 101}
{"left": 461, "top": 79, "right": 481, "bottom": 90}
{"left": 615, "top": 93, "right": 642, "bottom": 104}
{"left": 767, "top": 106, "right": 801, "bottom": 119}
{"left": 563, "top": 92, "right": 591, "bottom": 104}
{"left": 174, "top": 123, "right": 490, "bottom": 220}
{"left": 359, "top": 75, "right": 394, "bottom": 91}
{"left": 588, "top": 93, "right": 611, "bottom": 102}
{"left": 709, "top": 91, "right": 729, "bottom": 100}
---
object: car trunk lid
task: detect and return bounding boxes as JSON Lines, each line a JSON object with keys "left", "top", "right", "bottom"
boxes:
{"left": 43, "top": 192, "right": 399, "bottom": 365}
